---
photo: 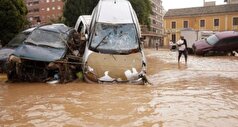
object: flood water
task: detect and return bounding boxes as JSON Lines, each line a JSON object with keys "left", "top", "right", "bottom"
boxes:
{"left": 0, "top": 49, "right": 238, "bottom": 127}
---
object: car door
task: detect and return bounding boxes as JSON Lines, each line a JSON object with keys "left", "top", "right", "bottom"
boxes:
{"left": 228, "top": 36, "right": 238, "bottom": 51}
{"left": 214, "top": 37, "right": 235, "bottom": 52}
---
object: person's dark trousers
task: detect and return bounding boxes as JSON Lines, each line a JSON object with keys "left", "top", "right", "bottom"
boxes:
{"left": 178, "top": 50, "right": 187, "bottom": 63}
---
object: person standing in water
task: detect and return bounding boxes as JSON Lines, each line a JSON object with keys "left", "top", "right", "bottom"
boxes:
{"left": 155, "top": 42, "right": 159, "bottom": 50}
{"left": 176, "top": 36, "right": 188, "bottom": 64}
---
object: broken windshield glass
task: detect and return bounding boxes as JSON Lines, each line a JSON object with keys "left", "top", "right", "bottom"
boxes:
{"left": 90, "top": 23, "right": 139, "bottom": 53}
{"left": 26, "top": 29, "right": 66, "bottom": 49}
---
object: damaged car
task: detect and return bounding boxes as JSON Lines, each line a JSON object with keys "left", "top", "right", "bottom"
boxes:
{"left": 6, "top": 24, "right": 82, "bottom": 83}
{"left": 193, "top": 31, "right": 238, "bottom": 56}
{"left": 81, "top": 0, "right": 147, "bottom": 84}
{"left": 0, "top": 27, "right": 35, "bottom": 73}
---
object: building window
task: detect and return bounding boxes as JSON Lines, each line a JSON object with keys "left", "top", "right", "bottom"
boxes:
{"left": 233, "top": 17, "right": 238, "bottom": 25}
{"left": 214, "top": 19, "right": 219, "bottom": 26}
{"left": 47, "top": 7, "right": 50, "bottom": 11}
{"left": 152, "top": 20, "right": 157, "bottom": 25}
{"left": 171, "top": 21, "right": 176, "bottom": 29}
{"left": 200, "top": 20, "right": 205, "bottom": 27}
{"left": 172, "top": 34, "right": 176, "bottom": 43}
{"left": 58, "top": 6, "right": 61, "bottom": 10}
{"left": 52, "top": 7, "right": 55, "bottom": 10}
{"left": 46, "top": 0, "right": 49, "bottom": 3}
{"left": 52, "top": 0, "right": 55, "bottom": 2}
{"left": 183, "top": 21, "right": 188, "bottom": 28}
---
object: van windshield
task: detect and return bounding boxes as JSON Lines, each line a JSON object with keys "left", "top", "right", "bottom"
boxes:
{"left": 90, "top": 23, "right": 139, "bottom": 54}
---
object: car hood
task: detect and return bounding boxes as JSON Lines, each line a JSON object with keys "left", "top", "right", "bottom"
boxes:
{"left": 0, "top": 48, "right": 15, "bottom": 61}
{"left": 194, "top": 39, "right": 212, "bottom": 50}
{"left": 13, "top": 44, "right": 66, "bottom": 62}
{"left": 84, "top": 51, "right": 144, "bottom": 82}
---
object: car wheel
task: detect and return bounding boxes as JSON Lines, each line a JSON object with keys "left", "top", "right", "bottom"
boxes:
{"left": 6, "top": 62, "right": 18, "bottom": 82}
{"left": 228, "top": 51, "right": 235, "bottom": 56}
{"left": 202, "top": 51, "right": 208, "bottom": 57}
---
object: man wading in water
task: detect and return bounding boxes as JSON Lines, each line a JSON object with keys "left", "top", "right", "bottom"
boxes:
{"left": 176, "top": 36, "right": 188, "bottom": 64}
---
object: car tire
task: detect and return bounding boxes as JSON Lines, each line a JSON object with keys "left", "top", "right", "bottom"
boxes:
{"left": 202, "top": 51, "right": 208, "bottom": 57}
{"left": 6, "top": 62, "right": 18, "bottom": 82}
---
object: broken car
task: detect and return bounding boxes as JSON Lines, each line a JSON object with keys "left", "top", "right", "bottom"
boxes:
{"left": 81, "top": 0, "right": 147, "bottom": 84}
{"left": 0, "top": 27, "right": 35, "bottom": 73}
{"left": 6, "top": 24, "right": 82, "bottom": 83}
{"left": 193, "top": 31, "right": 238, "bottom": 56}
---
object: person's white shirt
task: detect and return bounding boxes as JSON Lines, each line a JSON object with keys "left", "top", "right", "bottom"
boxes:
{"left": 176, "top": 39, "right": 185, "bottom": 51}
{"left": 169, "top": 41, "right": 173, "bottom": 45}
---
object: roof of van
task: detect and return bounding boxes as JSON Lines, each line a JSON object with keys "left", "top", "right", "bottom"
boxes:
{"left": 97, "top": 0, "right": 134, "bottom": 24}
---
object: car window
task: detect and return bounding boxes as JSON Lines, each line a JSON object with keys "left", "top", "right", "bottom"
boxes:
{"left": 206, "top": 35, "right": 219, "bottom": 45}
{"left": 6, "top": 32, "right": 29, "bottom": 47}
{"left": 217, "top": 37, "right": 238, "bottom": 46}
{"left": 78, "top": 22, "right": 84, "bottom": 33}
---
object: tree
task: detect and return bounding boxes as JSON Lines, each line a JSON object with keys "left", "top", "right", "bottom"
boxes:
{"left": 0, "top": 0, "right": 28, "bottom": 46}
{"left": 63, "top": 0, "right": 151, "bottom": 27}
{"left": 63, "top": 0, "right": 99, "bottom": 27}
{"left": 129, "top": 0, "right": 152, "bottom": 28}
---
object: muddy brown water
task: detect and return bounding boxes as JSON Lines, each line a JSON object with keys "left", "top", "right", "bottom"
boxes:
{"left": 0, "top": 49, "right": 238, "bottom": 127}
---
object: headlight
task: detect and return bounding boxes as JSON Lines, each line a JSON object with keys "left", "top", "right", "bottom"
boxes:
{"left": 84, "top": 65, "right": 98, "bottom": 82}
{"left": 9, "top": 55, "right": 21, "bottom": 63}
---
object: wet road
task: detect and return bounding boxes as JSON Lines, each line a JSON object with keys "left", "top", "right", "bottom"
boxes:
{"left": 0, "top": 49, "right": 238, "bottom": 127}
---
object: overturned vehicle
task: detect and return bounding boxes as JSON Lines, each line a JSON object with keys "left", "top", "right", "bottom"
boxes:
{"left": 82, "top": 0, "right": 147, "bottom": 84}
{"left": 6, "top": 24, "right": 83, "bottom": 83}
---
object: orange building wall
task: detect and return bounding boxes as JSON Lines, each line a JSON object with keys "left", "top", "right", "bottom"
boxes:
{"left": 164, "top": 12, "right": 238, "bottom": 46}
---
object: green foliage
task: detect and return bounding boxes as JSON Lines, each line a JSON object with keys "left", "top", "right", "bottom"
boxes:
{"left": 0, "top": 0, "right": 28, "bottom": 46}
{"left": 63, "top": 0, "right": 151, "bottom": 28}
{"left": 129, "top": 0, "right": 152, "bottom": 28}
{"left": 63, "top": 0, "right": 99, "bottom": 27}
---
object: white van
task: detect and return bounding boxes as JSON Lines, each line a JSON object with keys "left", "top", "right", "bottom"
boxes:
{"left": 81, "top": 0, "right": 147, "bottom": 84}
{"left": 74, "top": 15, "right": 92, "bottom": 56}
{"left": 75, "top": 15, "right": 91, "bottom": 35}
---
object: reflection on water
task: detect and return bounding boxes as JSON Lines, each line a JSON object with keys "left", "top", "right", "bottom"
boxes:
{"left": 0, "top": 49, "right": 238, "bottom": 127}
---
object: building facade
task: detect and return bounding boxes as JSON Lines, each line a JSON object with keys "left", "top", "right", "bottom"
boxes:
{"left": 225, "top": 0, "right": 238, "bottom": 4}
{"left": 163, "top": 1, "right": 238, "bottom": 46}
{"left": 25, "top": 0, "right": 64, "bottom": 26}
{"left": 141, "top": 0, "right": 164, "bottom": 48}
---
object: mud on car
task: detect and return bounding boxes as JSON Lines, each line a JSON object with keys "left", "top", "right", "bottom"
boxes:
{"left": 81, "top": 0, "right": 148, "bottom": 84}
{"left": 6, "top": 24, "right": 83, "bottom": 83}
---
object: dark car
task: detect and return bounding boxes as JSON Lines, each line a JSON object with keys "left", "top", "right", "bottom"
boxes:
{"left": 0, "top": 27, "right": 35, "bottom": 73}
{"left": 6, "top": 24, "right": 82, "bottom": 83}
{"left": 193, "top": 31, "right": 238, "bottom": 56}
